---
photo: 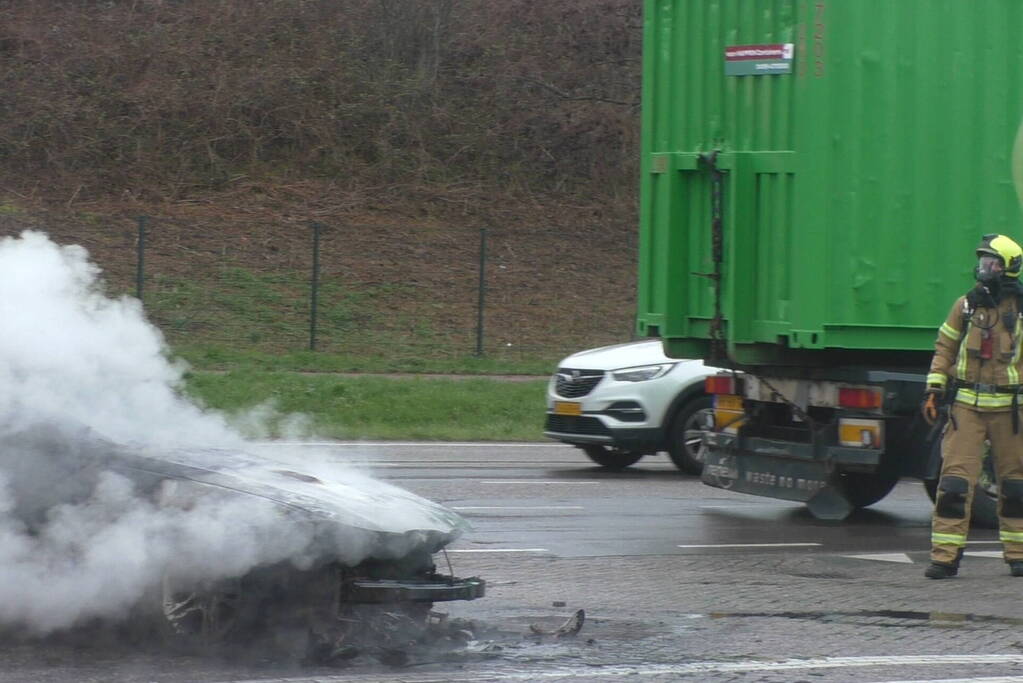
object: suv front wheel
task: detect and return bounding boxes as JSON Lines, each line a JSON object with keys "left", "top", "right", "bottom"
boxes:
{"left": 582, "top": 445, "right": 644, "bottom": 470}
{"left": 667, "top": 395, "right": 714, "bottom": 474}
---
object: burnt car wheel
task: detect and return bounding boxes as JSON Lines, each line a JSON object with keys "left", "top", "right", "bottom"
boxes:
{"left": 160, "top": 576, "right": 250, "bottom": 645}
{"left": 581, "top": 444, "right": 644, "bottom": 470}
{"left": 667, "top": 395, "right": 714, "bottom": 474}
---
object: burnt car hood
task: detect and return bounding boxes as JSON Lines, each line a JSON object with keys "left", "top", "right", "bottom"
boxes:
{"left": 0, "top": 421, "right": 469, "bottom": 554}
{"left": 130, "top": 444, "right": 468, "bottom": 535}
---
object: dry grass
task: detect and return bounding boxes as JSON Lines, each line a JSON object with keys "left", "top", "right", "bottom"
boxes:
{"left": 0, "top": 0, "right": 644, "bottom": 364}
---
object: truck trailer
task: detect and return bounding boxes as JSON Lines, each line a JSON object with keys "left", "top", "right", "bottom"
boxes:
{"left": 636, "top": 0, "right": 1023, "bottom": 524}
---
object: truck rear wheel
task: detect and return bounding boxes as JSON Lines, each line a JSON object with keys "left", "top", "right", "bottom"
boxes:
{"left": 836, "top": 470, "right": 899, "bottom": 509}
{"left": 923, "top": 435, "right": 998, "bottom": 529}
{"left": 924, "top": 471, "right": 998, "bottom": 529}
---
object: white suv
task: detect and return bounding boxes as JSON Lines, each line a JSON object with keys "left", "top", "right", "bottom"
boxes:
{"left": 544, "top": 340, "right": 718, "bottom": 473}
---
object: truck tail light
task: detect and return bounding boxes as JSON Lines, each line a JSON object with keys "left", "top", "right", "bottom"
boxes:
{"left": 838, "top": 387, "right": 882, "bottom": 409}
{"left": 705, "top": 374, "right": 742, "bottom": 395}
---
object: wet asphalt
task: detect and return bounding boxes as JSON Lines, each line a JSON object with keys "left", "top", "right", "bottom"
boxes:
{"left": 5, "top": 442, "right": 1023, "bottom": 682}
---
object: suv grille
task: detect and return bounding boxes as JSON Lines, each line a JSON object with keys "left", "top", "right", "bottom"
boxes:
{"left": 545, "top": 414, "right": 612, "bottom": 436}
{"left": 554, "top": 368, "right": 605, "bottom": 398}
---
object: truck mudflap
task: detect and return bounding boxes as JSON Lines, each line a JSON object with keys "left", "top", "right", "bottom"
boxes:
{"left": 701, "top": 432, "right": 883, "bottom": 520}
{"left": 344, "top": 575, "right": 486, "bottom": 603}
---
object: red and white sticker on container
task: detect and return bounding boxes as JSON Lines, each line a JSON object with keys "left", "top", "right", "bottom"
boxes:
{"left": 724, "top": 43, "right": 794, "bottom": 76}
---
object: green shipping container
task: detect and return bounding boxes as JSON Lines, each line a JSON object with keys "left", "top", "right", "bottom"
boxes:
{"left": 636, "top": 0, "right": 1023, "bottom": 369}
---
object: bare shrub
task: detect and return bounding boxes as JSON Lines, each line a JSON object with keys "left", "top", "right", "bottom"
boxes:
{"left": 0, "top": 0, "right": 640, "bottom": 205}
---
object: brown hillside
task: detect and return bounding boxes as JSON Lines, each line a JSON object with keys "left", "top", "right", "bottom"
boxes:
{"left": 0, "top": 1, "right": 644, "bottom": 362}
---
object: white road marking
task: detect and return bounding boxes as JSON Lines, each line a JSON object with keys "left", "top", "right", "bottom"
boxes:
{"left": 966, "top": 550, "right": 1005, "bottom": 558}
{"left": 700, "top": 503, "right": 795, "bottom": 508}
{"left": 342, "top": 462, "right": 581, "bottom": 468}
{"left": 886, "top": 677, "right": 1023, "bottom": 682}
{"left": 843, "top": 553, "right": 914, "bottom": 564}
{"left": 677, "top": 542, "right": 821, "bottom": 549}
{"left": 368, "top": 478, "right": 461, "bottom": 482}
{"left": 445, "top": 548, "right": 550, "bottom": 553}
{"left": 251, "top": 441, "right": 563, "bottom": 447}
{"left": 371, "top": 478, "right": 590, "bottom": 483}
{"left": 452, "top": 506, "right": 585, "bottom": 511}
{"left": 480, "top": 480, "right": 599, "bottom": 485}
{"left": 229, "top": 654, "right": 1023, "bottom": 682}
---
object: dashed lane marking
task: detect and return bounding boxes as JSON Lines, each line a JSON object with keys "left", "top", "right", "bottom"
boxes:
{"left": 677, "top": 542, "right": 821, "bottom": 549}
{"left": 335, "top": 462, "right": 581, "bottom": 467}
{"left": 444, "top": 548, "right": 550, "bottom": 553}
{"left": 700, "top": 503, "right": 797, "bottom": 508}
{"left": 452, "top": 506, "right": 585, "bottom": 511}
{"left": 356, "top": 478, "right": 595, "bottom": 483}
{"left": 252, "top": 441, "right": 565, "bottom": 447}
{"left": 480, "top": 480, "right": 599, "bottom": 485}
{"left": 887, "top": 677, "right": 1023, "bottom": 682}
{"left": 229, "top": 654, "right": 1023, "bottom": 682}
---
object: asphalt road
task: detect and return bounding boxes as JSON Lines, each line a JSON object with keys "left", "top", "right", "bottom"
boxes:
{"left": 349, "top": 441, "right": 948, "bottom": 558}
{"left": 5, "top": 441, "right": 1023, "bottom": 683}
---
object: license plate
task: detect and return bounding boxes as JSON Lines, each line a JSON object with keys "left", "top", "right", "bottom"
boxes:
{"left": 715, "top": 394, "right": 743, "bottom": 411}
{"left": 553, "top": 401, "right": 582, "bottom": 416}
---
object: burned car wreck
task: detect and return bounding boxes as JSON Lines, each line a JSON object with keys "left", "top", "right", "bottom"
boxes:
{"left": 0, "top": 419, "right": 484, "bottom": 653}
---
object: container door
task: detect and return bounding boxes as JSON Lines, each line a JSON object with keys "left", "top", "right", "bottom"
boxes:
{"left": 636, "top": 0, "right": 798, "bottom": 364}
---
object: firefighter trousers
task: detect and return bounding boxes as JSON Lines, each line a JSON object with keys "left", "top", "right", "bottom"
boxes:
{"left": 931, "top": 403, "right": 1023, "bottom": 565}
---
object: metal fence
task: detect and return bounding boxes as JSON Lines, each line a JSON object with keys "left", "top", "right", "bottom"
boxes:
{"left": 116, "top": 216, "right": 637, "bottom": 361}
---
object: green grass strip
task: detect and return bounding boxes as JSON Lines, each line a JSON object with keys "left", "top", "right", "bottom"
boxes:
{"left": 175, "top": 344, "right": 558, "bottom": 376}
{"left": 184, "top": 370, "right": 551, "bottom": 442}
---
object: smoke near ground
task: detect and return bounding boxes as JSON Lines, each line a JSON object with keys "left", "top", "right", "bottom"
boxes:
{"left": 0, "top": 231, "right": 461, "bottom": 635}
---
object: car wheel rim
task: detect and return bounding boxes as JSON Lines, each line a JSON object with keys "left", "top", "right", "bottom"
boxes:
{"left": 683, "top": 408, "right": 714, "bottom": 463}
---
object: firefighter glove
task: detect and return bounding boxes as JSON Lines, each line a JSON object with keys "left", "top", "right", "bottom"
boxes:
{"left": 922, "top": 390, "right": 941, "bottom": 425}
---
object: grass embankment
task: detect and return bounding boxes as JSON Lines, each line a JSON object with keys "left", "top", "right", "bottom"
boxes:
{"left": 183, "top": 369, "right": 551, "bottom": 442}
{"left": 175, "top": 346, "right": 557, "bottom": 376}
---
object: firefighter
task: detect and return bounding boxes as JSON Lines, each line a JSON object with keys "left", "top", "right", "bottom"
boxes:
{"left": 922, "top": 233, "right": 1023, "bottom": 578}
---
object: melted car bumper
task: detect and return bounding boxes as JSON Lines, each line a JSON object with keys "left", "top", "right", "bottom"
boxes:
{"left": 345, "top": 575, "right": 486, "bottom": 603}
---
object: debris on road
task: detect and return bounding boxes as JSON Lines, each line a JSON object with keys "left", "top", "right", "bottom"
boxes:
{"left": 310, "top": 609, "right": 504, "bottom": 667}
{"left": 529, "top": 609, "right": 585, "bottom": 638}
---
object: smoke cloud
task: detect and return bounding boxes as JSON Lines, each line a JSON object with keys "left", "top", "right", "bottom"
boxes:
{"left": 0, "top": 231, "right": 460, "bottom": 634}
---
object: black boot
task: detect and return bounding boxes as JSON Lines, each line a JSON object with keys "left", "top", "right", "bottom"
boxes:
{"left": 1009, "top": 561, "right": 1023, "bottom": 577}
{"left": 925, "top": 547, "right": 964, "bottom": 579}
{"left": 924, "top": 561, "right": 959, "bottom": 579}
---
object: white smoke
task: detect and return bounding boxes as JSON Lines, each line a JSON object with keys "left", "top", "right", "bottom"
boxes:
{"left": 0, "top": 231, "right": 236, "bottom": 448}
{"left": 0, "top": 469, "right": 319, "bottom": 633}
{"left": 0, "top": 231, "right": 461, "bottom": 635}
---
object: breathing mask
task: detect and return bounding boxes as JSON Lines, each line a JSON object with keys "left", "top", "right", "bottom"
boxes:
{"left": 976, "top": 254, "right": 1006, "bottom": 285}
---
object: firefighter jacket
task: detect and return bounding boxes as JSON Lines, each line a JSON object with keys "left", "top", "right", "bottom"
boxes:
{"left": 927, "top": 290, "right": 1023, "bottom": 411}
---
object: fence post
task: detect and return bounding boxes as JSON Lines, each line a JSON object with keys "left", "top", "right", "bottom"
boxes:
{"left": 475, "top": 227, "right": 487, "bottom": 356}
{"left": 309, "top": 221, "right": 323, "bottom": 351}
{"left": 135, "top": 215, "right": 147, "bottom": 301}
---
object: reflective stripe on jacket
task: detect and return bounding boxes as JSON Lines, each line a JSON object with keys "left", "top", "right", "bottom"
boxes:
{"left": 927, "top": 294, "right": 1023, "bottom": 411}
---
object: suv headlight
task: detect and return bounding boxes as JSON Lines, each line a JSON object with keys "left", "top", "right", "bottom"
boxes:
{"left": 611, "top": 363, "right": 676, "bottom": 382}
